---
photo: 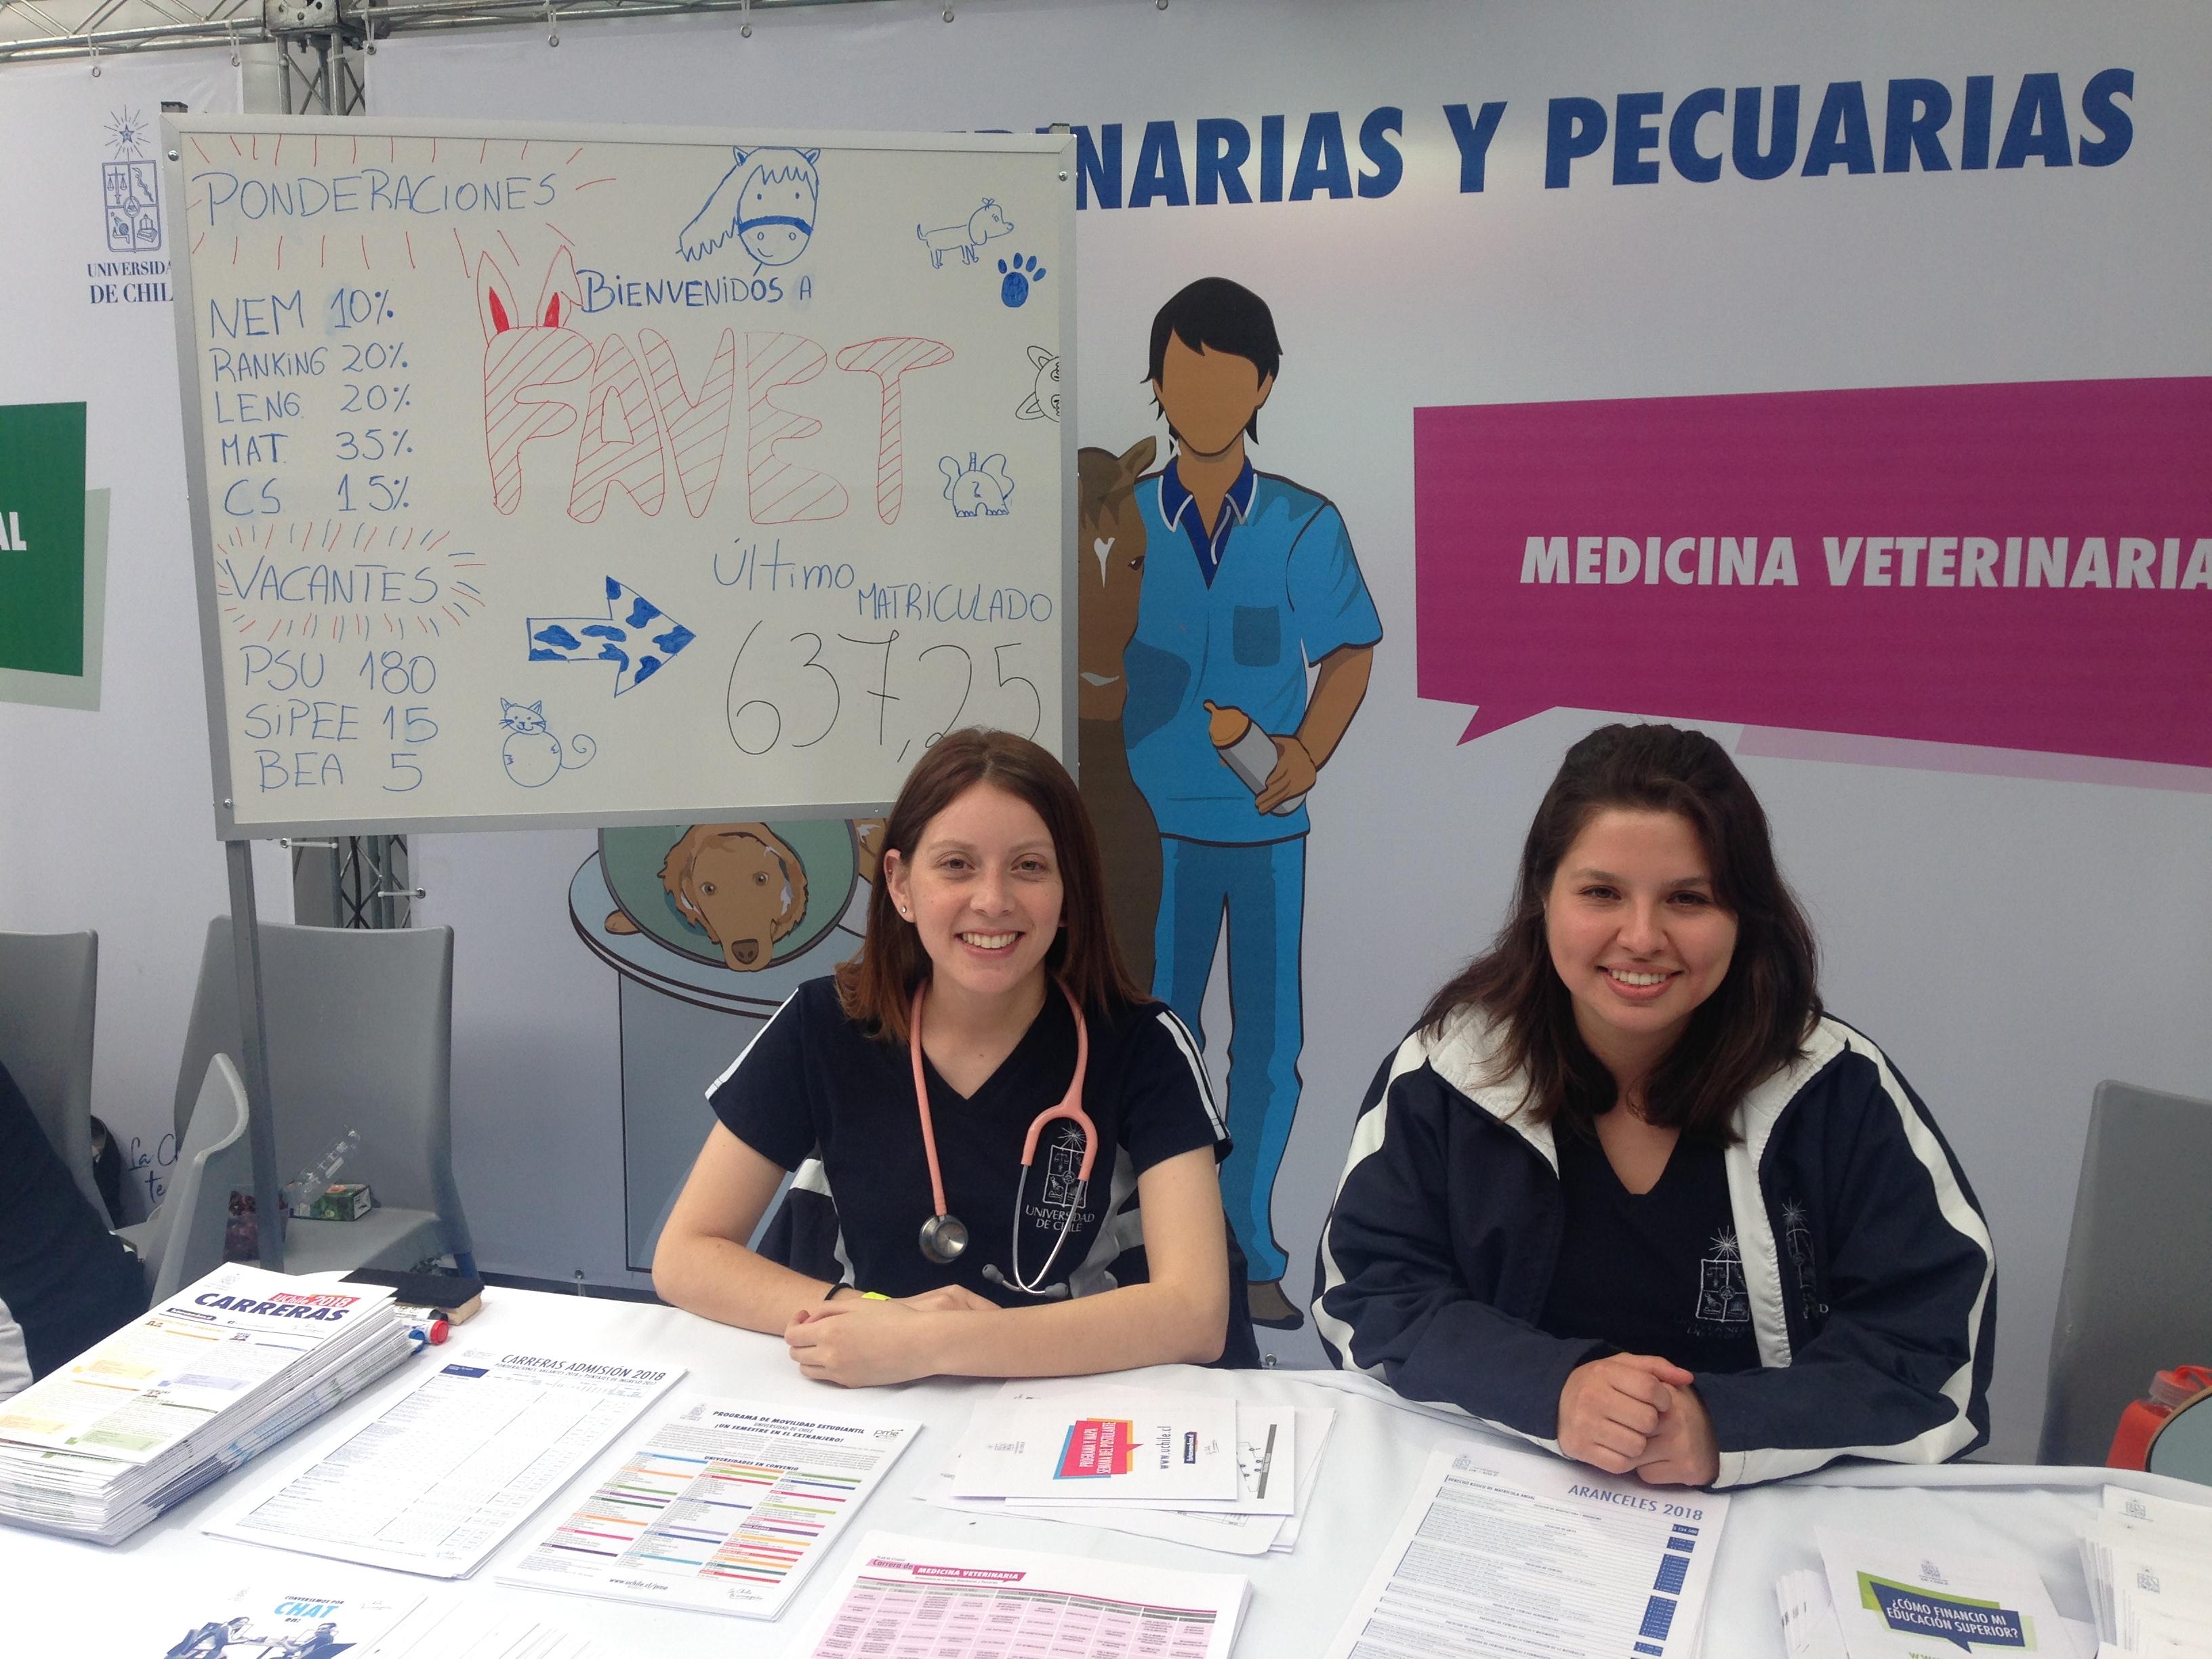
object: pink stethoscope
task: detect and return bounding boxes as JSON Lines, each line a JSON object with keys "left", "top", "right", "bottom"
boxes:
{"left": 909, "top": 979, "right": 1095, "bottom": 1298}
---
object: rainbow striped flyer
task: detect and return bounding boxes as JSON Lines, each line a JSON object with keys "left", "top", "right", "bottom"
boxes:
{"left": 496, "top": 1397, "right": 920, "bottom": 1618}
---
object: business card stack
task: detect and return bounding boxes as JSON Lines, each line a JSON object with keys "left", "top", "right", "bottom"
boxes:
{"left": 0, "top": 1263, "right": 409, "bottom": 1544}
{"left": 2078, "top": 1486, "right": 2212, "bottom": 1658}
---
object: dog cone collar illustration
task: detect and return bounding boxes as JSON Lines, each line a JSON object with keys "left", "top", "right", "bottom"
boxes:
{"left": 605, "top": 824, "right": 808, "bottom": 972}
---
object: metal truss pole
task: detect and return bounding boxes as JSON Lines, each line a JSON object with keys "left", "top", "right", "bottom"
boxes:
{"left": 246, "top": 4, "right": 402, "bottom": 926}
{"left": 263, "top": 0, "right": 368, "bottom": 113}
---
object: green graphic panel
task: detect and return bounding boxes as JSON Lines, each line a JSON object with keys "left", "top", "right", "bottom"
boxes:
{"left": 0, "top": 404, "right": 89, "bottom": 678}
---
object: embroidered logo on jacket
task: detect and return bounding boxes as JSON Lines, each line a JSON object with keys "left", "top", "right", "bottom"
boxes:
{"left": 1782, "top": 1197, "right": 1828, "bottom": 1322}
{"left": 1694, "top": 1229, "right": 1750, "bottom": 1326}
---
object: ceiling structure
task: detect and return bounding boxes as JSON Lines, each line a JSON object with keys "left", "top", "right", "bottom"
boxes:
{"left": 0, "top": 0, "right": 874, "bottom": 68}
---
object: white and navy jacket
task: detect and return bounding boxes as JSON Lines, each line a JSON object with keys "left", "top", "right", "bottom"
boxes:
{"left": 1311, "top": 1009, "right": 1996, "bottom": 1488}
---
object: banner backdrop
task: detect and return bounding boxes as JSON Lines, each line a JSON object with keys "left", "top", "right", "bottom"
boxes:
{"left": 4, "top": 2, "right": 2205, "bottom": 1461}
{"left": 355, "top": 0, "right": 2212, "bottom": 1460}
{"left": 0, "top": 54, "right": 249, "bottom": 1216}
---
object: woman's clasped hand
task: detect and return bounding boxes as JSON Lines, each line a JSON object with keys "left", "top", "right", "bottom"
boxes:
{"left": 1557, "top": 1353, "right": 1716, "bottom": 1486}
{"left": 781, "top": 1284, "right": 1000, "bottom": 1388}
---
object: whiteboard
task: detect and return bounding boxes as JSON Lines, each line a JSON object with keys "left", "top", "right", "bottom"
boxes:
{"left": 163, "top": 117, "right": 1075, "bottom": 837}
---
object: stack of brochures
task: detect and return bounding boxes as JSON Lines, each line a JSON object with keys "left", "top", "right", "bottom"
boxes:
{"left": 2077, "top": 1485, "right": 2212, "bottom": 1657}
{"left": 1778, "top": 1528, "right": 2078, "bottom": 1659}
{"left": 928, "top": 1380, "right": 1334, "bottom": 1557}
{"left": 0, "top": 1263, "right": 409, "bottom": 1545}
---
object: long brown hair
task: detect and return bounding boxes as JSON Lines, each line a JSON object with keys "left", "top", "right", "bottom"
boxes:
{"left": 1420, "top": 723, "right": 1820, "bottom": 1143}
{"left": 835, "top": 728, "right": 1142, "bottom": 1043}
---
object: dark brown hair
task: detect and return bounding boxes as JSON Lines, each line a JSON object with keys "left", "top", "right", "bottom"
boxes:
{"left": 1420, "top": 722, "right": 1821, "bottom": 1143}
{"left": 835, "top": 728, "right": 1142, "bottom": 1043}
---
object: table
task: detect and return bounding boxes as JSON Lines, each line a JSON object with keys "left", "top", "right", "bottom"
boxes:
{"left": 9, "top": 1288, "right": 2207, "bottom": 1656}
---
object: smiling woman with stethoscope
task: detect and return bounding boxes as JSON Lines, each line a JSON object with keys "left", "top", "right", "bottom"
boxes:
{"left": 653, "top": 729, "right": 1254, "bottom": 1386}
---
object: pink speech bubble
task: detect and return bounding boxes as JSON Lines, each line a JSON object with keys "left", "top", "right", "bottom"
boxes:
{"left": 1414, "top": 377, "right": 2212, "bottom": 769}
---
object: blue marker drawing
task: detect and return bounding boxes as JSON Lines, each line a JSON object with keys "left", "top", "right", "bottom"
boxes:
{"left": 918, "top": 199, "right": 1013, "bottom": 269}
{"left": 940, "top": 453, "right": 1015, "bottom": 518}
{"left": 527, "top": 577, "right": 697, "bottom": 695}
{"left": 499, "top": 699, "right": 596, "bottom": 787}
{"left": 680, "top": 147, "right": 822, "bottom": 272}
{"left": 998, "top": 252, "right": 1046, "bottom": 308}
{"left": 1016, "top": 346, "right": 1060, "bottom": 422}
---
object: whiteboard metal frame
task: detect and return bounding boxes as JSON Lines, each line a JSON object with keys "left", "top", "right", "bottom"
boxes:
{"left": 163, "top": 115, "right": 1078, "bottom": 840}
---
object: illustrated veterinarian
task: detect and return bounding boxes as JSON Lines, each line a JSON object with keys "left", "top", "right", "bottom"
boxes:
{"left": 1118, "top": 277, "right": 1382, "bottom": 1329}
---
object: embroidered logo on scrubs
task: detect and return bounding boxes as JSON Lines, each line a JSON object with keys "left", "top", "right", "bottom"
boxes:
{"left": 1040, "top": 1122, "right": 1089, "bottom": 1210}
{"left": 1024, "top": 1123, "right": 1097, "bottom": 1233}
{"left": 1694, "top": 1229, "right": 1750, "bottom": 1325}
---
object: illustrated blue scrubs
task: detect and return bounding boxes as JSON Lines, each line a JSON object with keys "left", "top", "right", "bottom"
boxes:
{"left": 1122, "top": 459, "right": 1383, "bottom": 1284}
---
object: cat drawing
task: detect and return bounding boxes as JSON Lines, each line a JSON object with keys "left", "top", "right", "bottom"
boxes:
{"left": 500, "top": 699, "right": 596, "bottom": 788}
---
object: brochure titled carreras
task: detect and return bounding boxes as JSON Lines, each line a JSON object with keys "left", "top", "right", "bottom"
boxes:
{"left": 1817, "top": 1528, "right": 2081, "bottom": 1659}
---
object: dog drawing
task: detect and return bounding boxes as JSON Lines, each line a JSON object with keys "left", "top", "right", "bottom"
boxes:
{"left": 918, "top": 199, "right": 1014, "bottom": 269}
{"left": 604, "top": 823, "right": 808, "bottom": 972}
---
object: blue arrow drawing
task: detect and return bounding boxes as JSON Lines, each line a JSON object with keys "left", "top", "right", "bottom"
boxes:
{"left": 527, "top": 577, "right": 697, "bottom": 696}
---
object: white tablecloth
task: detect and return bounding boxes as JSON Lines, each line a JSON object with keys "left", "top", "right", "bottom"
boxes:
{"left": 9, "top": 1288, "right": 2208, "bottom": 1656}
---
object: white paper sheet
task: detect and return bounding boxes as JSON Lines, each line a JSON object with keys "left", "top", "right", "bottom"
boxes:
{"left": 2100, "top": 1483, "right": 2212, "bottom": 1542}
{"left": 494, "top": 1397, "right": 918, "bottom": 1619}
{"left": 369, "top": 1600, "right": 607, "bottom": 1659}
{"left": 205, "top": 1349, "right": 681, "bottom": 1578}
{"left": 950, "top": 1389, "right": 1237, "bottom": 1502}
{"left": 785, "top": 1529, "right": 1249, "bottom": 1659}
{"left": 1321, "top": 1439, "right": 1729, "bottom": 1659}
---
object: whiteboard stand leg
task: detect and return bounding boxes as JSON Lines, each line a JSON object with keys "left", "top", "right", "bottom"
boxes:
{"left": 225, "top": 840, "right": 287, "bottom": 1272}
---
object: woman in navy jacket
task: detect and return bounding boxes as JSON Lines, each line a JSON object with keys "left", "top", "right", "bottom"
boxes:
{"left": 1312, "top": 723, "right": 1995, "bottom": 1488}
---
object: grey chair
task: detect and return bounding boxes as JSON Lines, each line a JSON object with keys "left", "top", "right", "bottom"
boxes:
{"left": 2038, "top": 1080, "right": 2212, "bottom": 1467}
{"left": 122, "top": 1053, "right": 253, "bottom": 1303}
{"left": 177, "top": 919, "right": 476, "bottom": 1277}
{"left": 0, "top": 929, "right": 103, "bottom": 1218}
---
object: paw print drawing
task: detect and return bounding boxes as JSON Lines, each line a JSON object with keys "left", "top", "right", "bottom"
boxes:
{"left": 941, "top": 453, "right": 1015, "bottom": 517}
{"left": 998, "top": 252, "right": 1046, "bottom": 308}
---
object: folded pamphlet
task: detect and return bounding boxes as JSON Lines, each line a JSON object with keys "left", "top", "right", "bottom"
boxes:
{"left": 950, "top": 1387, "right": 1238, "bottom": 1503}
{"left": 1814, "top": 1528, "right": 2078, "bottom": 1659}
